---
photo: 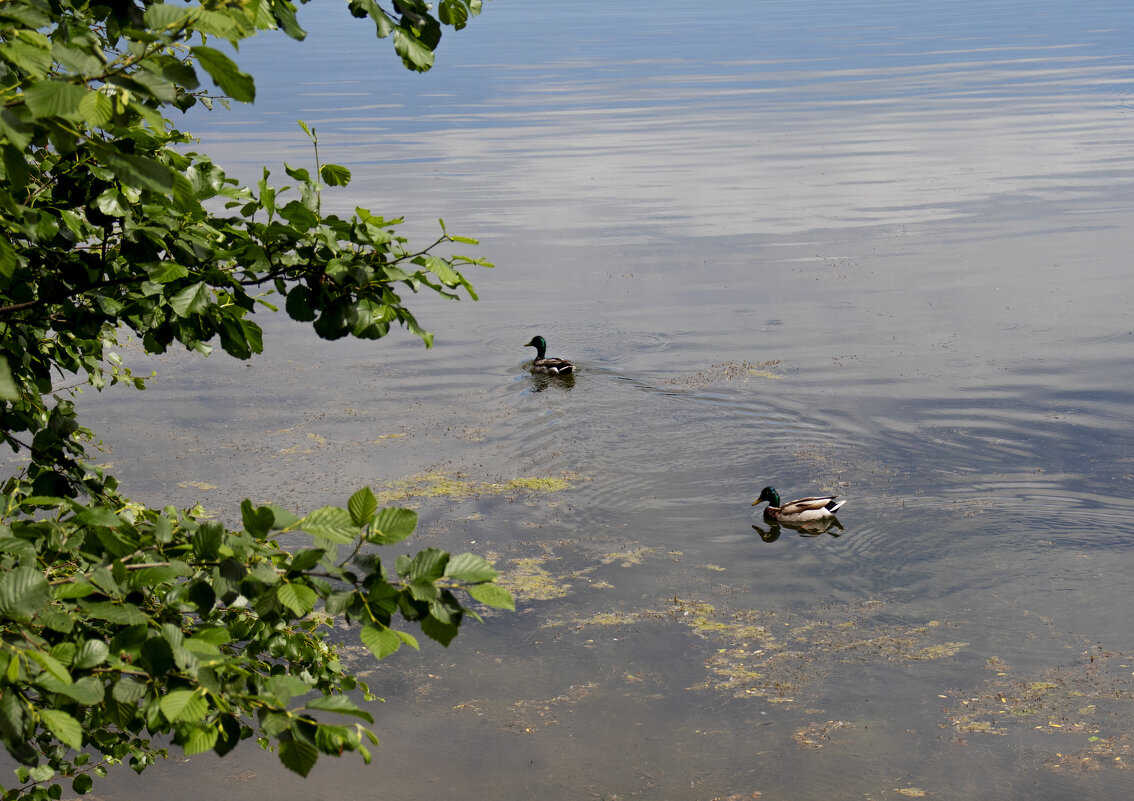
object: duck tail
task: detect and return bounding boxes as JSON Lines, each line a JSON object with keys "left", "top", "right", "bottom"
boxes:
{"left": 827, "top": 499, "right": 848, "bottom": 515}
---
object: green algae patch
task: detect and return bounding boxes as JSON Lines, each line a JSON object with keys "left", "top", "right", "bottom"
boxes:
{"left": 944, "top": 646, "right": 1134, "bottom": 770}
{"left": 685, "top": 607, "right": 770, "bottom": 642}
{"left": 793, "top": 719, "right": 856, "bottom": 749}
{"left": 914, "top": 642, "right": 969, "bottom": 660}
{"left": 599, "top": 547, "right": 656, "bottom": 567}
{"left": 656, "top": 597, "right": 969, "bottom": 705}
{"left": 504, "top": 476, "right": 572, "bottom": 492}
{"left": 371, "top": 470, "right": 576, "bottom": 505}
{"left": 546, "top": 589, "right": 969, "bottom": 707}
{"left": 580, "top": 612, "right": 637, "bottom": 626}
{"left": 506, "top": 682, "right": 599, "bottom": 735}
{"left": 664, "top": 360, "right": 785, "bottom": 389}
{"left": 497, "top": 556, "right": 570, "bottom": 602}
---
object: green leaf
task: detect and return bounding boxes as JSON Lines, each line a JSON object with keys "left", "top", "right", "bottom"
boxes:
{"left": 78, "top": 90, "right": 113, "bottom": 127}
{"left": 50, "top": 641, "right": 77, "bottom": 666}
{"left": 144, "top": 261, "right": 189, "bottom": 283}
{"left": 112, "top": 677, "right": 147, "bottom": 703}
{"left": 394, "top": 628, "right": 420, "bottom": 650}
{"left": 407, "top": 547, "right": 448, "bottom": 582}
{"left": 23, "top": 80, "right": 89, "bottom": 120}
{"left": 53, "top": 581, "right": 96, "bottom": 600}
{"left": 169, "top": 282, "right": 212, "bottom": 317}
{"left": 37, "top": 609, "right": 75, "bottom": 633}
{"left": 160, "top": 689, "right": 207, "bottom": 723}
{"left": 271, "top": 0, "right": 307, "bottom": 39}
{"left": 182, "top": 725, "right": 219, "bottom": 755}
{"left": 285, "top": 286, "right": 316, "bottom": 322}
{"left": 464, "top": 585, "right": 514, "bottom": 608}
{"left": 94, "top": 149, "right": 176, "bottom": 194}
{"left": 266, "top": 674, "right": 309, "bottom": 703}
{"left": 192, "top": 522, "right": 224, "bottom": 559}
{"left": 191, "top": 46, "right": 255, "bottom": 102}
{"left": 420, "top": 615, "right": 459, "bottom": 647}
{"left": 0, "top": 566, "right": 50, "bottom": 621}
{"left": 2, "top": 39, "right": 52, "bottom": 77}
{"left": 0, "top": 2, "right": 51, "bottom": 26}
{"left": 303, "top": 694, "right": 374, "bottom": 723}
{"left": 78, "top": 601, "right": 148, "bottom": 626}
{"left": 279, "top": 733, "right": 319, "bottom": 777}
{"left": 0, "top": 356, "right": 18, "bottom": 401}
{"left": 277, "top": 582, "right": 316, "bottom": 617}
{"left": 74, "top": 639, "right": 110, "bottom": 669}
{"left": 129, "top": 563, "right": 192, "bottom": 588}
{"left": 287, "top": 548, "right": 325, "bottom": 573}
{"left": 0, "top": 237, "right": 18, "bottom": 290}
{"left": 422, "top": 254, "right": 461, "bottom": 286}
{"left": 299, "top": 506, "right": 358, "bottom": 544}
{"left": 57, "top": 675, "right": 105, "bottom": 705}
{"left": 74, "top": 505, "right": 123, "bottom": 528}
{"left": 319, "top": 163, "right": 351, "bottom": 187}
{"left": 444, "top": 552, "right": 497, "bottom": 583}
{"left": 94, "top": 188, "right": 127, "bottom": 218}
{"left": 143, "top": 3, "right": 193, "bottom": 30}
{"left": 264, "top": 504, "right": 301, "bottom": 531}
{"left": 369, "top": 507, "right": 417, "bottom": 546}
{"left": 214, "top": 714, "right": 242, "bottom": 757}
{"left": 188, "top": 626, "right": 231, "bottom": 647}
{"left": 359, "top": 624, "right": 401, "bottom": 660}
{"left": 40, "top": 709, "right": 82, "bottom": 750}
{"left": 347, "top": 487, "right": 377, "bottom": 528}
{"left": 439, "top": 0, "right": 469, "bottom": 29}
{"left": 26, "top": 650, "right": 71, "bottom": 684}
{"left": 241, "top": 499, "right": 275, "bottom": 535}
{"left": 72, "top": 774, "right": 93, "bottom": 795}
{"left": 392, "top": 29, "right": 435, "bottom": 72}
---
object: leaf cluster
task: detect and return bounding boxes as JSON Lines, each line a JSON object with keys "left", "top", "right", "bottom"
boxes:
{"left": 0, "top": 0, "right": 504, "bottom": 798}
{"left": 0, "top": 485, "right": 513, "bottom": 796}
{"left": 0, "top": 0, "right": 494, "bottom": 500}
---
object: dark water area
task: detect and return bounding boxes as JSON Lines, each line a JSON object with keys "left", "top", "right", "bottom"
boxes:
{"left": 23, "top": 0, "right": 1134, "bottom": 798}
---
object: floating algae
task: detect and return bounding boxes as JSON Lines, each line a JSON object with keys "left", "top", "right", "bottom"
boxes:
{"left": 641, "top": 597, "right": 967, "bottom": 705}
{"left": 792, "top": 719, "right": 856, "bottom": 749}
{"left": 371, "top": 470, "right": 576, "bottom": 506}
{"left": 944, "top": 646, "right": 1134, "bottom": 771}
{"left": 496, "top": 555, "right": 570, "bottom": 602}
{"left": 664, "top": 360, "right": 784, "bottom": 389}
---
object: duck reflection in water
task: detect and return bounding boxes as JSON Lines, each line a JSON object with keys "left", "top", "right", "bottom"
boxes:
{"left": 528, "top": 371, "right": 575, "bottom": 392}
{"left": 752, "top": 516, "right": 844, "bottom": 542}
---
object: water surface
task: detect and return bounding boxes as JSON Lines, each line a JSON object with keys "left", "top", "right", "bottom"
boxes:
{"left": 63, "top": 1, "right": 1134, "bottom": 798}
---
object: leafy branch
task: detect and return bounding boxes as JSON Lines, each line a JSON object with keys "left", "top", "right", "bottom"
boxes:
{"left": 0, "top": 0, "right": 503, "bottom": 797}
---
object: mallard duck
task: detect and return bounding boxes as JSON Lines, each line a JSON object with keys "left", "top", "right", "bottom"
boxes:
{"left": 751, "top": 486, "right": 846, "bottom": 523}
{"left": 524, "top": 335, "right": 575, "bottom": 375}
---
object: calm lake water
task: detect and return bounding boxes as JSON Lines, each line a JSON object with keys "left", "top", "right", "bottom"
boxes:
{"left": 64, "top": 0, "right": 1134, "bottom": 798}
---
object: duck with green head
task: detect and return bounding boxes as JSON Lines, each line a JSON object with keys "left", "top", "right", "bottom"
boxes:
{"left": 752, "top": 485, "right": 846, "bottom": 523}
{"left": 524, "top": 335, "right": 575, "bottom": 375}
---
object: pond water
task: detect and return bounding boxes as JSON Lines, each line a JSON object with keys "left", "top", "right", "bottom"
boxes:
{"left": 67, "top": 0, "right": 1134, "bottom": 798}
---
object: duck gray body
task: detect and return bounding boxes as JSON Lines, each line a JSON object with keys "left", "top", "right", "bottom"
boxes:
{"left": 525, "top": 335, "right": 575, "bottom": 375}
{"left": 751, "top": 485, "right": 846, "bottom": 523}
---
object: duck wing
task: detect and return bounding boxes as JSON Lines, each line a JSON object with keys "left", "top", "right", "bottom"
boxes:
{"left": 779, "top": 495, "right": 840, "bottom": 516}
{"left": 535, "top": 357, "right": 575, "bottom": 374}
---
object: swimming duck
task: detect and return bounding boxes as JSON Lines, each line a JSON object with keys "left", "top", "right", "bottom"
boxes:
{"left": 524, "top": 335, "right": 575, "bottom": 375}
{"left": 751, "top": 486, "right": 846, "bottom": 523}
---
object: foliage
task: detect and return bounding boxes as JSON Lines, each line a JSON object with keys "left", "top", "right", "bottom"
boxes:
{"left": 0, "top": 0, "right": 507, "bottom": 798}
